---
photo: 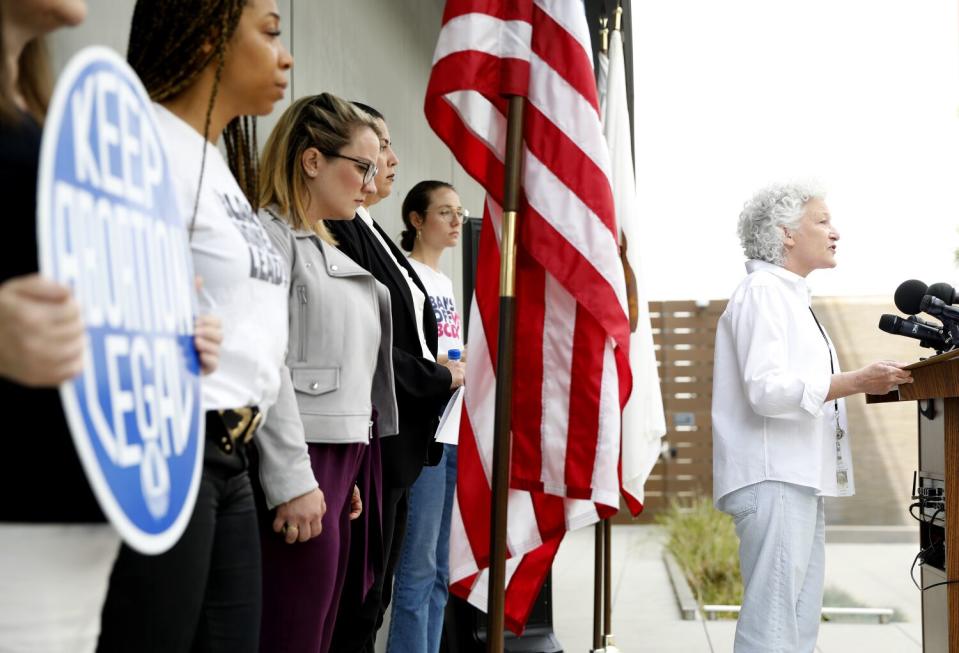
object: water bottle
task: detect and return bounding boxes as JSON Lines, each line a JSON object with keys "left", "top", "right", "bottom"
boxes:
{"left": 447, "top": 348, "right": 461, "bottom": 362}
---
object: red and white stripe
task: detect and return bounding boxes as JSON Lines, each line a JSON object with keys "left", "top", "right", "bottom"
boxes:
{"left": 426, "top": 0, "right": 632, "bottom": 633}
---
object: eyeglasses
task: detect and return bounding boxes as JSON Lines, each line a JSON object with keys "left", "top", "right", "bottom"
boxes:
{"left": 322, "top": 152, "right": 378, "bottom": 186}
{"left": 428, "top": 206, "right": 469, "bottom": 223}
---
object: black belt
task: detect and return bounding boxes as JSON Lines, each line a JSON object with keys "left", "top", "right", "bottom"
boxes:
{"left": 207, "top": 407, "right": 262, "bottom": 454}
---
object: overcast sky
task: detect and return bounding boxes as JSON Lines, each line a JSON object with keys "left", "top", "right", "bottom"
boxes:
{"left": 631, "top": 0, "right": 959, "bottom": 302}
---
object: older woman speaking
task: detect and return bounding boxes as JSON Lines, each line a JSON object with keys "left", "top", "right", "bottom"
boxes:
{"left": 712, "top": 183, "right": 912, "bottom": 653}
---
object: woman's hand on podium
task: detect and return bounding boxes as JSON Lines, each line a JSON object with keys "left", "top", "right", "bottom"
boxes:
{"left": 827, "top": 361, "right": 912, "bottom": 400}
{"left": 854, "top": 361, "right": 913, "bottom": 395}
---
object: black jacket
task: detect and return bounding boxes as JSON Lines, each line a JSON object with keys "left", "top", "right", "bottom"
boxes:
{"left": 327, "top": 215, "right": 451, "bottom": 488}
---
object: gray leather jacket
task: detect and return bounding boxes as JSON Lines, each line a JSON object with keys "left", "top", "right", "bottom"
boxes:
{"left": 255, "top": 206, "right": 399, "bottom": 508}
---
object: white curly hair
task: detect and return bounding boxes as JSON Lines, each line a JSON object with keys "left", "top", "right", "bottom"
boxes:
{"left": 737, "top": 182, "right": 826, "bottom": 266}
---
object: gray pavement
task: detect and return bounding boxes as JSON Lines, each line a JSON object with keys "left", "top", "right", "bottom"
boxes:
{"left": 550, "top": 525, "right": 925, "bottom": 652}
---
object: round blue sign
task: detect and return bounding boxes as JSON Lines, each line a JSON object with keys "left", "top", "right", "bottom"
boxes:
{"left": 37, "top": 47, "right": 203, "bottom": 554}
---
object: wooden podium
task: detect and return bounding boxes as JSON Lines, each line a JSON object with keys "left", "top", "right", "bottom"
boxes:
{"left": 868, "top": 349, "right": 959, "bottom": 652}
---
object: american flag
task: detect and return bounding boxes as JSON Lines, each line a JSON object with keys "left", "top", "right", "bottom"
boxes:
{"left": 425, "top": 0, "right": 632, "bottom": 633}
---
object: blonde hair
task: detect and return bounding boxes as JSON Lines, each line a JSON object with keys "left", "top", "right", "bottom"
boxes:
{"left": 259, "top": 93, "right": 380, "bottom": 243}
{"left": 0, "top": 33, "right": 52, "bottom": 124}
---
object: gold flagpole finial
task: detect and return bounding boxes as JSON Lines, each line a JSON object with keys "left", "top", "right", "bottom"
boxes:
{"left": 613, "top": 4, "right": 623, "bottom": 32}
{"left": 599, "top": 15, "right": 609, "bottom": 53}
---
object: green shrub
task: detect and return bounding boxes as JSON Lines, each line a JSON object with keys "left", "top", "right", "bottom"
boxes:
{"left": 656, "top": 496, "right": 743, "bottom": 607}
{"left": 656, "top": 498, "right": 904, "bottom": 623}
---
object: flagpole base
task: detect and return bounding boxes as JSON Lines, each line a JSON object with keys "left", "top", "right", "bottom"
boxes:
{"left": 590, "top": 640, "right": 622, "bottom": 653}
{"left": 443, "top": 572, "right": 564, "bottom": 653}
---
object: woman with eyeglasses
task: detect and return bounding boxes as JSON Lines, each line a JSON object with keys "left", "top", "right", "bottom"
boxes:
{"left": 386, "top": 180, "right": 466, "bottom": 653}
{"left": 254, "top": 92, "right": 398, "bottom": 653}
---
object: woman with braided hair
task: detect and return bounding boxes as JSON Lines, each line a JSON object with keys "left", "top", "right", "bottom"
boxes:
{"left": 97, "top": 2, "right": 322, "bottom": 652}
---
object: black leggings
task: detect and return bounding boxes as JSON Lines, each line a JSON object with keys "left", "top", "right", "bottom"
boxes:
{"left": 97, "top": 413, "right": 262, "bottom": 653}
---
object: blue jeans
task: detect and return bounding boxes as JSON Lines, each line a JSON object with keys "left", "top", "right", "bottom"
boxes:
{"left": 718, "top": 481, "right": 825, "bottom": 653}
{"left": 386, "top": 444, "right": 457, "bottom": 653}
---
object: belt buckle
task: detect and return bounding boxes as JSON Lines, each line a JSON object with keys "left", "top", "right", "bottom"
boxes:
{"left": 218, "top": 406, "right": 262, "bottom": 446}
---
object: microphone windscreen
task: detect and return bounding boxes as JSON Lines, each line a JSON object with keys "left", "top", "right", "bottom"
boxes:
{"left": 895, "top": 279, "right": 928, "bottom": 315}
{"left": 927, "top": 282, "right": 956, "bottom": 305}
{"left": 878, "top": 314, "right": 900, "bottom": 334}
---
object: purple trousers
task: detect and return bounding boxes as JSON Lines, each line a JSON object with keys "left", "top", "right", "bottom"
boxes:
{"left": 257, "top": 434, "right": 382, "bottom": 653}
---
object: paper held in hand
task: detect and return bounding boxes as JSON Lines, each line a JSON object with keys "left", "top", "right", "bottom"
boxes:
{"left": 435, "top": 387, "right": 464, "bottom": 445}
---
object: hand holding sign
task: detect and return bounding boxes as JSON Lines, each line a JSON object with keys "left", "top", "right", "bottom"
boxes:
{"left": 0, "top": 274, "right": 85, "bottom": 387}
{"left": 192, "top": 277, "right": 222, "bottom": 375}
{"left": 194, "top": 313, "right": 222, "bottom": 375}
{"left": 37, "top": 47, "right": 203, "bottom": 554}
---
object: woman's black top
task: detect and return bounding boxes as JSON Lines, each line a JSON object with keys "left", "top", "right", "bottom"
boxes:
{"left": 0, "top": 114, "right": 103, "bottom": 523}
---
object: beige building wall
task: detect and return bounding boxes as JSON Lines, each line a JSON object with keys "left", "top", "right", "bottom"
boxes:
{"left": 813, "top": 296, "right": 922, "bottom": 526}
{"left": 48, "top": 0, "right": 483, "bottom": 308}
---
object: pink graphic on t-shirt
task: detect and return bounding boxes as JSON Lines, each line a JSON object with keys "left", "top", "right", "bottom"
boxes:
{"left": 431, "top": 295, "right": 461, "bottom": 340}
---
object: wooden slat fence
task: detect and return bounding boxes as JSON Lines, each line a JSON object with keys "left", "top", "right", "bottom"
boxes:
{"left": 617, "top": 299, "right": 727, "bottom": 523}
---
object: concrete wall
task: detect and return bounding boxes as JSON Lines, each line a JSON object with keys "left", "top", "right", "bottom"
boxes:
{"left": 48, "top": 0, "right": 483, "bottom": 307}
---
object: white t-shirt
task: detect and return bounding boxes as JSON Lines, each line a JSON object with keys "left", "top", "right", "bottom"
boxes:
{"left": 356, "top": 206, "right": 434, "bottom": 362}
{"left": 155, "top": 105, "right": 289, "bottom": 412}
{"left": 711, "top": 259, "right": 854, "bottom": 502}
{"left": 408, "top": 257, "right": 463, "bottom": 445}
{"left": 408, "top": 258, "right": 463, "bottom": 357}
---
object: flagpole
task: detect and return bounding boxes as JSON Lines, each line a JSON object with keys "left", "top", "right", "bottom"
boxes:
{"left": 592, "top": 10, "right": 612, "bottom": 653}
{"left": 600, "top": 6, "right": 626, "bottom": 653}
{"left": 593, "top": 524, "right": 604, "bottom": 651}
{"left": 603, "top": 517, "right": 614, "bottom": 649}
{"left": 591, "top": 7, "right": 609, "bottom": 653}
{"left": 486, "top": 94, "right": 526, "bottom": 653}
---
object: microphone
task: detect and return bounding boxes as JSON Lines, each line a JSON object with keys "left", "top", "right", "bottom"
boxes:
{"left": 878, "top": 314, "right": 951, "bottom": 351}
{"left": 894, "top": 279, "right": 928, "bottom": 315}
{"left": 919, "top": 295, "right": 959, "bottom": 347}
{"left": 927, "top": 282, "right": 957, "bottom": 305}
{"left": 911, "top": 314, "right": 948, "bottom": 330}
{"left": 920, "top": 294, "right": 959, "bottom": 323}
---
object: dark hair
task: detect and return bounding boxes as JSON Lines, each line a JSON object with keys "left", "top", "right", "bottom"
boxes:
{"left": 259, "top": 93, "right": 380, "bottom": 242}
{"left": 351, "top": 101, "right": 384, "bottom": 121}
{"left": 400, "top": 180, "right": 455, "bottom": 252}
{"left": 128, "top": 0, "right": 259, "bottom": 212}
{"left": 0, "top": 4, "right": 52, "bottom": 124}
